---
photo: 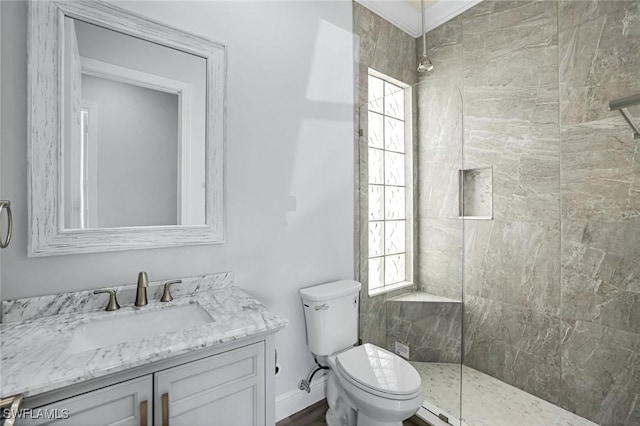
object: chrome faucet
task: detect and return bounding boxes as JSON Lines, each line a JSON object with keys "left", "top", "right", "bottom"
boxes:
{"left": 135, "top": 271, "right": 149, "bottom": 306}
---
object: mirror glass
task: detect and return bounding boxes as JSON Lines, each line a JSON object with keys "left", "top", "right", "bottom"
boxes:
{"left": 62, "top": 18, "right": 207, "bottom": 229}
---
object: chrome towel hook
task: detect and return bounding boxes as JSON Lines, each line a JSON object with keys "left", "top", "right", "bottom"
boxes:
{"left": 0, "top": 200, "right": 13, "bottom": 249}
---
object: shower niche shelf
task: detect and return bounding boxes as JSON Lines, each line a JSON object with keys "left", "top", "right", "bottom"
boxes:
{"left": 459, "top": 167, "right": 493, "bottom": 220}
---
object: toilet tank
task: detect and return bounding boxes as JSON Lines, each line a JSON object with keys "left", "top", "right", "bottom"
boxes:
{"left": 299, "top": 280, "right": 361, "bottom": 356}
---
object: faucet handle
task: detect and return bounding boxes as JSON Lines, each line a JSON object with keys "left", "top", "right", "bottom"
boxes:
{"left": 94, "top": 289, "right": 121, "bottom": 311}
{"left": 160, "top": 280, "right": 182, "bottom": 302}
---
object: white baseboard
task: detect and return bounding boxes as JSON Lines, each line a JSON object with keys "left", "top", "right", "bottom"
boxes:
{"left": 275, "top": 374, "right": 328, "bottom": 422}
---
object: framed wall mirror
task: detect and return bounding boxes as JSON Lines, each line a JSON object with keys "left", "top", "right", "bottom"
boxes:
{"left": 28, "top": 0, "right": 226, "bottom": 256}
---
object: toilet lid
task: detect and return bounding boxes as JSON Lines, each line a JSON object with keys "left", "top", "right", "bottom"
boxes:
{"left": 336, "top": 344, "right": 421, "bottom": 396}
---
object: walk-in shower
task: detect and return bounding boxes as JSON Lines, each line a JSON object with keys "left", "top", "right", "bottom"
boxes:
{"left": 355, "top": 1, "right": 640, "bottom": 425}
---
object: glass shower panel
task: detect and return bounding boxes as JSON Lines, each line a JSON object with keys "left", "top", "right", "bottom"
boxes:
{"left": 409, "top": 77, "right": 464, "bottom": 424}
{"left": 357, "top": 75, "right": 464, "bottom": 424}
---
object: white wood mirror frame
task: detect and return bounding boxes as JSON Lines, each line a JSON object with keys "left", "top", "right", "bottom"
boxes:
{"left": 28, "top": 0, "right": 226, "bottom": 257}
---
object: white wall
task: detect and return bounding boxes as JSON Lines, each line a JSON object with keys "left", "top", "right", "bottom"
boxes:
{"left": 0, "top": 0, "right": 354, "bottom": 413}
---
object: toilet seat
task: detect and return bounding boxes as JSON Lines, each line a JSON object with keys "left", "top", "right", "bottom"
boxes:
{"left": 335, "top": 343, "right": 422, "bottom": 401}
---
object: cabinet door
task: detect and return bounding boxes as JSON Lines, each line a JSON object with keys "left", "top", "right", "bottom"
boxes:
{"left": 20, "top": 375, "right": 152, "bottom": 426}
{"left": 154, "top": 342, "right": 265, "bottom": 426}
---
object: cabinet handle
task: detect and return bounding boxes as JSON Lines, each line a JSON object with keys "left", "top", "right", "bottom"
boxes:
{"left": 0, "top": 200, "right": 12, "bottom": 249}
{"left": 139, "top": 400, "right": 148, "bottom": 426}
{"left": 162, "top": 393, "right": 169, "bottom": 426}
{"left": 0, "top": 394, "right": 23, "bottom": 426}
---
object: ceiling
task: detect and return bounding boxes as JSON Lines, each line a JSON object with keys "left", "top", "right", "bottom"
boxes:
{"left": 354, "top": 0, "right": 483, "bottom": 37}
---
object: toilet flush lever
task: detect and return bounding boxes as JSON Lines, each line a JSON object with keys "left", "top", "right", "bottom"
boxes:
{"left": 315, "top": 303, "right": 329, "bottom": 311}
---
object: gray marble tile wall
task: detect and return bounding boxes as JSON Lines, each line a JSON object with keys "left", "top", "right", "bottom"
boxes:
{"left": 459, "top": 0, "right": 563, "bottom": 409}
{"left": 354, "top": 3, "right": 418, "bottom": 348}
{"left": 558, "top": 2, "right": 640, "bottom": 423}
{"left": 417, "top": 1, "right": 640, "bottom": 424}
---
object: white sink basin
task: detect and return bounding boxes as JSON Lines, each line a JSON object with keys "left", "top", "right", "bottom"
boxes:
{"left": 65, "top": 303, "right": 213, "bottom": 354}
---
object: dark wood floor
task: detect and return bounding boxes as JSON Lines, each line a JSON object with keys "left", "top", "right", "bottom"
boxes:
{"left": 277, "top": 399, "right": 430, "bottom": 426}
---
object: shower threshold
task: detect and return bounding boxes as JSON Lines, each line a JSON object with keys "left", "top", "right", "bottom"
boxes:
{"left": 410, "top": 362, "right": 597, "bottom": 426}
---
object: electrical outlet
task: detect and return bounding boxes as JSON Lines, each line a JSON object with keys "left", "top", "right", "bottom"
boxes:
{"left": 395, "top": 341, "right": 409, "bottom": 359}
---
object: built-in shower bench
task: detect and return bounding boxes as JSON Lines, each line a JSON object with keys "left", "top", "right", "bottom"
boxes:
{"left": 385, "top": 292, "right": 462, "bottom": 364}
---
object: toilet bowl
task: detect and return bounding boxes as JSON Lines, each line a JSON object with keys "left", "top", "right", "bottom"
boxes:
{"left": 323, "top": 343, "right": 423, "bottom": 426}
{"left": 299, "top": 281, "right": 423, "bottom": 426}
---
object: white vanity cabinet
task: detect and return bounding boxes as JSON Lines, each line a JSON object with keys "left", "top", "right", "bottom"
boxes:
{"left": 154, "top": 342, "right": 265, "bottom": 426}
{"left": 19, "top": 376, "right": 153, "bottom": 426}
{"left": 19, "top": 338, "right": 274, "bottom": 426}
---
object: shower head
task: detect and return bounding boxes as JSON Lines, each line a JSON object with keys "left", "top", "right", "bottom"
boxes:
{"left": 417, "top": 0, "right": 434, "bottom": 73}
{"left": 418, "top": 54, "right": 434, "bottom": 73}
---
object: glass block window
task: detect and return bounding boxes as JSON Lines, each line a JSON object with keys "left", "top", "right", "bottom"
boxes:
{"left": 367, "top": 72, "right": 412, "bottom": 293}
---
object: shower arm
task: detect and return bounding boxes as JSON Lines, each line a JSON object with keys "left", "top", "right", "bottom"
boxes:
{"left": 421, "top": 0, "right": 426, "bottom": 56}
{"left": 609, "top": 93, "right": 640, "bottom": 139}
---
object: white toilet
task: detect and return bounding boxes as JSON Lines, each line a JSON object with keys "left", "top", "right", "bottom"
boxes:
{"left": 300, "top": 280, "right": 423, "bottom": 426}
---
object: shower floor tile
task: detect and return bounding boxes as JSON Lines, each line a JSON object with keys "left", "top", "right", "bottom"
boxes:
{"left": 410, "top": 362, "right": 597, "bottom": 426}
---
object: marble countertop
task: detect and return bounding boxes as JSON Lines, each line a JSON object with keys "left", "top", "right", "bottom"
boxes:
{"left": 0, "top": 286, "right": 288, "bottom": 398}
